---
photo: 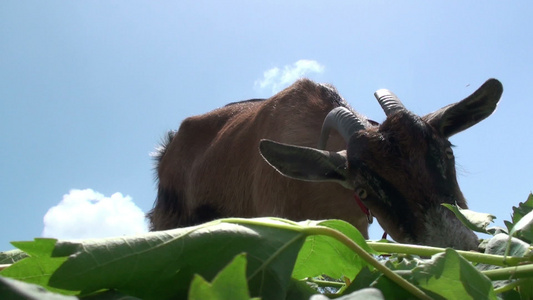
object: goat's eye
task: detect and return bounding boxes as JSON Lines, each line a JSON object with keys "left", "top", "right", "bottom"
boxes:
{"left": 356, "top": 188, "right": 368, "bottom": 199}
{"left": 445, "top": 147, "right": 454, "bottom": 159}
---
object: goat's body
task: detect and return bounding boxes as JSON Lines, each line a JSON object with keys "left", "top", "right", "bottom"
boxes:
{"left": 149, "top": 77, "right": 503, "bottom": 250}
{"left": 150, "top": 79, "right": 369, "bottom": 235}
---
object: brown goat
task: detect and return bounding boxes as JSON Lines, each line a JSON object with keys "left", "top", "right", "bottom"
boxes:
{"left": 148, "top": 78, "right": 503, "bottom": 250}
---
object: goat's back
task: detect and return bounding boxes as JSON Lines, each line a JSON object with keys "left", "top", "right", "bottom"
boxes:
{"left": 149, "top": 79, "right": 369, "bottom": 236}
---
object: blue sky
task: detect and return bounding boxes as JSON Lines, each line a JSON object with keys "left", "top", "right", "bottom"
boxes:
{"left": 1, "top": 1, "right": 532, "bottom": 251}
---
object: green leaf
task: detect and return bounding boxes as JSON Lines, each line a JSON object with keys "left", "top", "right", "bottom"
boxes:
{"left": 511, "top": 194, "right": 533, "bottom": 223}
{"left": 476, "top": 234, "right": 530, "bottom": 291}
{"left": 504, "top": 220, "right": 513, "bottom": 234}
{"left": 292, "top": 219, "right": 371, "bottom": 280}
{"left": 47, "top": 218, "right": 307, "bottom": 300}
{"left": 367, "top": 257, "right": 423, "bottom": 300}
{"left": 80, "top": 290, "right": 142, "bottom": 300}
{"left": 189, "top": 253, "right": 251, "bottom": 300}
{"left": 0, "top": 249, "right": 28, "bottom": 265}
{"left": 412, "top": 248, "right": 497, "bottom": 300}
{"left": 0, "top": 238, "right": 69, "bottom": 294}
{"left": 370, "top": 275, "right": 412, "bottom": 300}
{"left": 319, "top": 220, "right": 376, "bottom": 255}
{"left": 505, "top": 209, "right": 533, "bottom": 257}
{"left": 342, "top": 267, "right": 380, "bottom": 295}
{"left": 506, "top": 193, "right": 533, "bottom": 242}
{"left": 500, "top": 289, "right": 521, "bottom": 300}
{"left": 310, "top": 287, "right": 385, "bottom": 300}
{"left": 485, "top": 226, "right": 508, "bottom": 236}
{"left": 442, "top": 203, "right": 495, "bottom": 234}
{"left": 509, "top": 210, "right": 533, "bottom": 242}
{"left": 384, "top": 255, "right": 423, "bottom": 272}
{"left": 284, "top": 278, "right": 318, "bottom": 300}
{"left": 517, "top": 278, "right": 533, "bottom": 300}
{"left": 0, "top": 276, "right": 78, "bottom": 300}
{"left": 483, "top": 233, "right": 530, "bottom": 258}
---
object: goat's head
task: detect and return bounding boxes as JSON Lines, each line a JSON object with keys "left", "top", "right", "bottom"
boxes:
{"left": 259, "top": 79, "right": 503, "bottom": 250}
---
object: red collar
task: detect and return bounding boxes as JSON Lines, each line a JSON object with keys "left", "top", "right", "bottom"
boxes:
{"left": 354, "top": 194, "right": 373, "bottom": 224}
{"left": 354, "top": 194, "right": 388, "bottom": 240}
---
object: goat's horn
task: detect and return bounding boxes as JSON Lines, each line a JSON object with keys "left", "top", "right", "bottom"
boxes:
{"left": 318, "top": 107, "right": 368, "bottom": 149}
{"left": 374, "top": 89, "right": 406, "bottom": 116}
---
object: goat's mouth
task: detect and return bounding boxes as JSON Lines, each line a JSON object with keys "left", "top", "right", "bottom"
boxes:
{"left": 370, "top": 202, "right": 479, "bottom": 250}
{"left": 419, "top": 205, "right": 479, "bottom": 250}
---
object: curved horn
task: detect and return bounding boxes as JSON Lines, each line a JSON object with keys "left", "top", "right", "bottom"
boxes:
{"left": 317, "top": 107, "right": 368, "bottom": 149}
{"left": 374, "top": 89, "right": 406, "bottom": 116}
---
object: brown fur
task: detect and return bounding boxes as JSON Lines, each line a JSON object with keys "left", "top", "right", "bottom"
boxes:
{"left": 148, "top": 78, "right": 502, "bottom": 250}
{"left": 346, "top": 112, "right": 466, "bottom": 242}
{"left": 149, "top": 79, "right": 369, "bottom": 236}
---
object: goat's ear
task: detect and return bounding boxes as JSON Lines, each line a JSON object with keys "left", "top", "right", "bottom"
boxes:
{"left": 259, "top": 139, "right": 352, "bottom": 189}
{"left": 423, "top": 78, "right": 503, "bottom": 137}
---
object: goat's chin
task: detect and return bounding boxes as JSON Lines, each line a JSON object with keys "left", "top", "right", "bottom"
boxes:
{"left": 375, "top": 206, "right": 479, "bottom": 251}
{"left": 421, "top": 205, "right": 479, "bottom": 251}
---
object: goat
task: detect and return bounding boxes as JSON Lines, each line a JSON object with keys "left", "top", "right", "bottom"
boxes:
{"left": 148, "top": 78, "right": 503, "bottom": 250}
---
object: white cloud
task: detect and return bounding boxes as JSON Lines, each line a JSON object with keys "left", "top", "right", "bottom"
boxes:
{"left": 255, "top": 59, "right": 325, "bottom": 93}
{"left": 42, "top": 189, "right": 148, "bottom": 240}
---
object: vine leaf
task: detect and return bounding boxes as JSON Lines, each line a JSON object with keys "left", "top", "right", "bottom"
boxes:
{"left": 0, "top": 276, "right": 77, "bottom": 300}
{"left": 505, "top": 193, "right": 533, "bottom": 243}
{"left": 292, "top": 219, "right": 372, "bottom": 280}
{"left": 412, "top": 249, "right": 497, "bottom": 300}
{"left": 442, "top": 203, "right": 495, "bottom": 234}
{"left": 506, "top": 210, "right": 533, "bottom": 257}
{"left": 189, "top": 253, "right": 258, "bottom": 300}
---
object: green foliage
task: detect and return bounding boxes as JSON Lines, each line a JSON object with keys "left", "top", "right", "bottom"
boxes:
{"left": 442, "top": 203, "right": 496, "bottom": 234}
{"left": 189, "top": 253, "right": 256, "bottom": 300}
{"left": 412, "top": 249, "right": 496, "bottom": 299}
{"left": 1, "top": 238, "right": 70, "bottom": 295}
{"left": 2, "top": 195, "right": 533, "bottom": 299}
{"left": 292, "top": 220, "right": 374, "bottom": 280}
{"left": 505, "top": 193, "right": 533, "bottom": 242}
{"left": 0, "top": 276, "right": 78, "bottom": 300}
{"left": 0, "top": 249, "right": 28, "bottom": 265}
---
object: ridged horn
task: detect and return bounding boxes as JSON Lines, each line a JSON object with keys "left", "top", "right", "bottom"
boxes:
{"left": 374, "top": 89, "right": 406, "bottom": 116}
{"left": 317, "top": 107, "right": 368, "bottom": 150}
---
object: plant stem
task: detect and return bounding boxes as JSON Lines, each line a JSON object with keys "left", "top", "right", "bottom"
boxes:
{"left": 306, "top": 277, "right": 345, "bottom": 288}
{"left": 493, "top": 279, "right": 525, "bottom": 294}
{"left": 367, "top": 242, "right": 529, "bottom": 266}
{"left": 222, "top": 218, "right": 432, "bottom": 299}
{"left": 309, "top": 227, "right": 433, "bottom": 300}
{"left": 482, "top": 264, "right": 533, "bottom": 281}
{"left": 223, "top": 217, "right": 305, "bottom": 232}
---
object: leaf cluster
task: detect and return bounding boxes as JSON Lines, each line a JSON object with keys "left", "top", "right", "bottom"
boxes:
{"left": 1, "top": 195, "right": 533, "bottom": 299}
